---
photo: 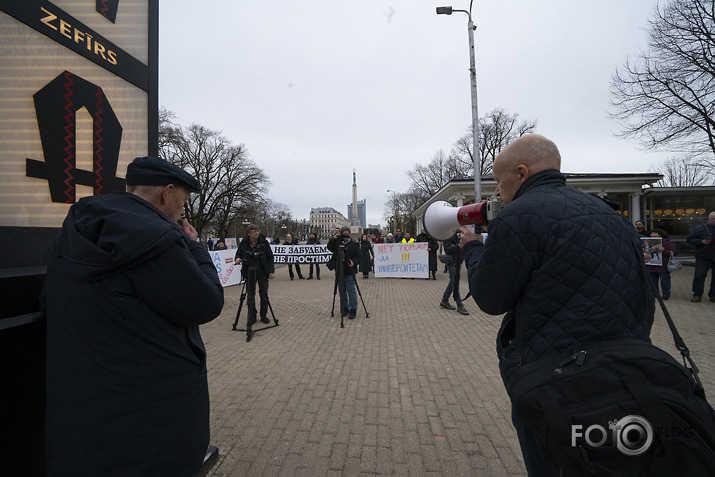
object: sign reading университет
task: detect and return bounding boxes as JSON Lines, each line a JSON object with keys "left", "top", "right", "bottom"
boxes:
{"left": 373, "top": 242, "right": 429, "bottom": 278}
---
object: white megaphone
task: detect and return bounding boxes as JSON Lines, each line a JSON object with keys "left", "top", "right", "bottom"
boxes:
{"left": 423, "top": 199, "right": 502, "bottom": 241}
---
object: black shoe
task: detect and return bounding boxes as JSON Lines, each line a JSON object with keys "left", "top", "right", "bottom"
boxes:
{"left": 662, "top": 296, "right": 669, "bottom": 300}
{"left": 363, "top": 275, "right": 368, "bottom": 279}
{"left": 317, "top": 277, "right": 320, "bottom": 280}
{"left": 457, "top": 305, "right": 469, "bottom": 315}
{"left": 299, "top": 276, "right": 305, "bottom": 279}
{"left": 349, "top": 310, "right": 356, "bottom": 319}
{"left": 307, "top": 276, "right": 313, "bottom": 280}
{"left": 425, "top": 277, "right": 430, "bottom": 280}
{"left": 261, "top": 316, "right": 270, "bottom": 324}
{"left": 440, "top": 301, "right": 456, "bottom": 310}
{"left": 341, "top": 308, "right": 349, "bottom": 317}
{"left": 432, "top": 276, "right": 436, "bottom": 280}
{"left": 248, "top": 316, "right": 257, "bottom": 325}
{"left": 290, "top": 277, "right": 294, "bottom": 280}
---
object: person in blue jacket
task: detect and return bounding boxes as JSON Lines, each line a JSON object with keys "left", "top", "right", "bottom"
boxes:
{"left": 458, "top": 135, "right": 654, "bottom": 476}
{"left": 43, "top": 157, "right": 224, "bottom": 477}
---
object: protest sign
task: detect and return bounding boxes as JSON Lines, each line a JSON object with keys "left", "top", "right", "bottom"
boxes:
{"left": 373, "top": 242, "right": 429, "bottom": 278}
{"left": 211, "top": 249, "right": 242, "bottom": 287}
{"left": 270, "top": 244, "right": 332, "bottom": 264}
{"left": 641, "top": 236, "right": 663, "bottom": 266}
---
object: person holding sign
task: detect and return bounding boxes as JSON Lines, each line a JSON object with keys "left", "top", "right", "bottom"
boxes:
{"left": 283, "top": 233, "right": 305, "bottom": 280}
{"left": 307, "top": 232, "right": 322, "bottom": 280}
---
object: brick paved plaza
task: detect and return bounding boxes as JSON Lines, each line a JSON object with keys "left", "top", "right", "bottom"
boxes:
{"left": 200, "top": 265, "right": 714, "bottom": 476}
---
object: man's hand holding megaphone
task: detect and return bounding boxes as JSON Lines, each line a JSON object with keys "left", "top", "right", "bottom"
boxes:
{"left": 458, "top": 226, "right": 483, "bottom": 249}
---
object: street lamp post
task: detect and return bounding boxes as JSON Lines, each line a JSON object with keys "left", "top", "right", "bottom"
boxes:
{"left": 436, "top": 3, "right": 481, "bottom": 203}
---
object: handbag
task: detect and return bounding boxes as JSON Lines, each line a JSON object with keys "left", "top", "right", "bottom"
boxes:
{"left": 667, "top": 251, "right": 681, "bottom": 273}
{"left": 506, "top": 251, "right": 715, "bottom": 476}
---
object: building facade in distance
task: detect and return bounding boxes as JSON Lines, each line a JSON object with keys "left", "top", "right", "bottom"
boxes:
{"left": 309, "top": 207, "right": 348, "bottom": 239}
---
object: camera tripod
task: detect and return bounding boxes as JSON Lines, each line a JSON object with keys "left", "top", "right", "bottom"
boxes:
{"left": 330, "top": 243, "right": 370, "bottom": 328}
{"left": 232, "top": 262, "right": 278, "bottom": 342}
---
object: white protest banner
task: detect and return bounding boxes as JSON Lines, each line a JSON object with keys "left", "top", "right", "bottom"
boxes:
{"left": 373, "top": 242, "right": 429, "bottom": 278}
{"left": 270, "top": 244, "right": 332, "bottom": 264}
{"left": 211, "top": 249, "right": 243, "bottom": 287}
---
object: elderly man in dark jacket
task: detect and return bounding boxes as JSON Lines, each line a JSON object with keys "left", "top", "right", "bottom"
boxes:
{"left": 43, "top": 157, "right": 225, "bottom": 477}
{"left": 459, "top": 135, "right": 654, "bottom": 476}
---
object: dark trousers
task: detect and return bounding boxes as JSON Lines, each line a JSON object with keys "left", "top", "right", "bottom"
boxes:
{"left": 309, "top": 263, "right": 320, "bottom": 278}
{"left": 288, "top": 263, "right": 303, "bottom": 279}
{"left": 692, "top": 258, "right": 715, "bottom": 298}
{"left": 246, "top": 270, "right": 270, "bottom": 321}
{"left": 441, "top": 262, "right": 462, "bottom": 305}
{"left": 650, "top": 271, "right": 672, "bottom": 298}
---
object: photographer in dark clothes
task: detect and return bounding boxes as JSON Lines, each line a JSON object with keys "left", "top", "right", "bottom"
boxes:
{"left": 327, "top": 227, "right": 361, "bottom": 318}
{"left": 236, "top": 224, "right": 275, "bottom": 324}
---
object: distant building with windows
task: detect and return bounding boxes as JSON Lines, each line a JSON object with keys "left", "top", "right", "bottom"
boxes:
{"left": 347, "top": 199, "right": 366, "bottom": 229}
{"left": 309, "top": 207, "right": 348, "bottom": 239}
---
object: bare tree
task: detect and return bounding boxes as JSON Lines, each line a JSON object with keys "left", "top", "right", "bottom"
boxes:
{"left": 159, "top": 111, "right": 270, "bottom": 239}
{"left": 652, "top": 156, "right": 711, "bottom": 187}
{"left": 404, "top": 108, "right": 537, "bottom": 204}
{"left": 451, "top": 108, "right": 537, "bottom": 177}
{"left": 406, "top": 149, "right": 462, "bottom": 202}
{"left": 383, "top": 190, "right": 423, "bottom": 234}
{"left": 610, "top": 0, "right": 715, "bottom": 169}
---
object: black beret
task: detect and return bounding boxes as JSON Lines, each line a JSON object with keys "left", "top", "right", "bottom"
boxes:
{"left": 125, "top": 156, "right": 201, "bottom": 193}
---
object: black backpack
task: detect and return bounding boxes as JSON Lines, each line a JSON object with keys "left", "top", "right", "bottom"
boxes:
{"left": 506, "top": 259, "right": 715, "bottom": 476}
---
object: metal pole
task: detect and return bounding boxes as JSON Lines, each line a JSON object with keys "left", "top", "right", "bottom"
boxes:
{"left": 467, "top": 17, "right": 480, "bottom": 202}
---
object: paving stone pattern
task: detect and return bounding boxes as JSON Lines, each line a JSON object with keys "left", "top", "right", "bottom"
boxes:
{"left": 200, "top": 265, "right": 714, "bottom": 476}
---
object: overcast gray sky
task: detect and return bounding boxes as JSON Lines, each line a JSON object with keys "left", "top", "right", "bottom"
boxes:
{"left": 159, "top": 0, "right": 668, "bottom": 227}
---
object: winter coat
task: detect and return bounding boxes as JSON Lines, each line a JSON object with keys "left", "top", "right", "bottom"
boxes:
{"left": 236, "top": 233, "right": 275, "bottom": 277}
{"left": 687, "top": 221, "right": 715, "bottom": 261}
{"left": 327, "top": 235, "right": 360, "bottom": 275}
{"left": 462, "top": 170, "right": 653, "bottom": 380}
{"left": 442, "top": 232, "right": 462, "bottom": 268}
{"left": 417, "top": 232, "right": 439, "bottom": 272}
{"left": 359, "top": 240, "right": 374, "bottom": 272}
{"left": 43, "top": 192, "right": 224, "bottom": 477}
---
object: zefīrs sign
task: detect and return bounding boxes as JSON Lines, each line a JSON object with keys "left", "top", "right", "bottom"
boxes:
{"left": 0, "top": 2, "right": 158, "bottom": 476}
{"left": 0, "top": 0, "right": 157, "bottom": 238}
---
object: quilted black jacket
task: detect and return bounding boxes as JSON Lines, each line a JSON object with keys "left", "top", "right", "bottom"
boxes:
{"left": 462, "top": 170, "right": 654, "bottom": 378}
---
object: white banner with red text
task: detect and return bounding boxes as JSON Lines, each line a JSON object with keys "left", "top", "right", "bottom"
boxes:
{"left": 373, "top": 242, "right": 429, "bottom": 278}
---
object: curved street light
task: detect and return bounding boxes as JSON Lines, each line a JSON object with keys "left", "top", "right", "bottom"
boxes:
{"left": 436, "top": 2, "right": 481, "bottom": 202}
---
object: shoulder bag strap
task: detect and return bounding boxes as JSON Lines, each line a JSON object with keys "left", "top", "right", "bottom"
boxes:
{"left": 636, "top": 245, "right": 707, "bottom": 398}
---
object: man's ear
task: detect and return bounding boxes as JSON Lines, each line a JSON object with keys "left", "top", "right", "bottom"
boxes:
{"left": 160, "top": 184, "right": 174, "bottom": 204}
{"left": 516, "top": 164, "right": 530, "bottom": 184}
